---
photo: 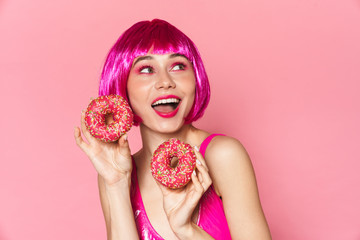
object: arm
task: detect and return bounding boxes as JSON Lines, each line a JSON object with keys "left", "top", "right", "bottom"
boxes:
{"left": 74, "top": 111, "right": 139, "bottom": 239}
{"left": 98, "top": 175, "right": 139, "bottom": 240}
{"left": 205, "top": 136, "right": 272, "bottom": 239}
{"left": 174, "top": 223, "right": 215, "bottom": 240}
{"left": 98, "top": 175, "right": 111, "bottom": 238}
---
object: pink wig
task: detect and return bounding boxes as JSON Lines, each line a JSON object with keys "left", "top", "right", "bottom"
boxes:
{"left": 99, "top": 19, "right": 210, "bottom": 125}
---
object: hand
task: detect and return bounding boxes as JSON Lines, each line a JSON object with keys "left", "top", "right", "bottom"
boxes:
{"left": 74, "top": 109, "right": 132, "bottom": 186}
{"left": 156, "top": 147, "right": 212, "bottom": 236}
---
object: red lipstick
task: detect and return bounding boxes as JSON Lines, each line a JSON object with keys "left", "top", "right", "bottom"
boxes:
{"left": 151, "top": 95, "right": 181, "bottom": 105}
{"left": 151, "top": 95, "right": 181, "bottom": 118}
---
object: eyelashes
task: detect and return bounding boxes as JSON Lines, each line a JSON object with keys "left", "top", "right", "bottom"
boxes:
{"left": 172, "top": 62, "right": 187, "bottom": 71}
{"left": 137, "top": 62, "right": 188, "bottom": 74}
{"left": 138, "top": 65, "right": 154, "bottom": 74}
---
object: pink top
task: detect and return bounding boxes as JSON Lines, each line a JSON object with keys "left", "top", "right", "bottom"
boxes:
{"left": 130, "top": 134, "right": 232, "bottom": 239}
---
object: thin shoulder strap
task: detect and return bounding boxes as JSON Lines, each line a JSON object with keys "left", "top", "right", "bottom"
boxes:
{"left": 199, "top": 134, "right": 225, "bottom": 156}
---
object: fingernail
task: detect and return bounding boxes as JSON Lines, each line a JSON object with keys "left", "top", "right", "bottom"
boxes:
{"left": 124, "top": 134, "right": 128, "bottom": 141}
{"left": 192, "top": 170, "right": 196, "bottom": 176}
{"left": 196, "top": 159, "right": 201, "bottom": 165}
{"left": 194, "top": 146, "right": 199, "bottom": 152}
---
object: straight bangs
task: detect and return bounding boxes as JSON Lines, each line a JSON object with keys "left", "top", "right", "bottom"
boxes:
{"left": 130, "top": 21, "right": 195, "bottom": 65}
{"left": 99, "top": 19, "right": 210, "bottom": 125}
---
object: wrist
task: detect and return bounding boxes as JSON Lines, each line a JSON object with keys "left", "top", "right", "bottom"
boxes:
{"left": 173, "top": 223, "right": 215, "bottom": 240}
{"left": 105, "top": 172, "right": 132, "bottom": 193}
{"left": 172, "top": 223, "right": 195, "bottom": 240}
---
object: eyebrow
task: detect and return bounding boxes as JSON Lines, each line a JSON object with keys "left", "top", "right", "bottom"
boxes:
{"left": 132, "top": 55, "right": 153, "bottom": 67}
{"left": 132, "top": 53, "right": 189, "bottom": 67}
{"left": 169, "top": 53, "right": 188, "bottom": 59}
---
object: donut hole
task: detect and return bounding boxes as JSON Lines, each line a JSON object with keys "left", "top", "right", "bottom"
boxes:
{"left": 105, "top": 113, "right": 115, "bottom": 125}
{"left": 170, "top": 157, "right": 179, "bottom": 168}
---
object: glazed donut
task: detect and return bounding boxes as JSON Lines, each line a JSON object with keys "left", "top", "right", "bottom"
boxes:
{"left": 84, "top": 95, "right": 133, "bottom": 142}
{"left": 151, "top": 138, "right": 196, "bottom": 189}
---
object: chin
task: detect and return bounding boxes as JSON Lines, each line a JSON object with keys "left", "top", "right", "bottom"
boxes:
{"left": 138, "top": 105, "right": 193, "bottom": 134}
{"left": 141, "top": 115, "right": 186, "bottom": 134}
{"left": 155, "top": 120, "right": 185, "bottom": 133}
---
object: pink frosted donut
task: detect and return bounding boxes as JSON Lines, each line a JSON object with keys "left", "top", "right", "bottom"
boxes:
{"left": 151, "top": 138, "right": 196, "bottom": 189}
{"left": 84, "top": 95, "right": 133, "bottom": 142}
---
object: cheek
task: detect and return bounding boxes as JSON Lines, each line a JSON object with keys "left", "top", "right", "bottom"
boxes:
{"left": 126, "top": 78, "right": 146, "bottom": 112}
{"left": 187, "top": 76, "right": 196, "bottom": 98}
{"left": 183, "top": 77, "right": 196, "bottom": 108}
{"left": 189, "top": 88, "right": 196, "bottom": 109}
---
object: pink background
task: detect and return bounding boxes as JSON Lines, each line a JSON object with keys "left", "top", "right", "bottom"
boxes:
{"left": 1, "top": 0, "right": 360, "bottom": 239}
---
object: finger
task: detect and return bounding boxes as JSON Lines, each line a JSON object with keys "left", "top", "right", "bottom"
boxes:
{"left": 155, "top": 179, "right": 173, "bottom": 197}
{"left": 191, "top": 170, "right": 204, "bottom": 195}
{"left": 195, "top": 162, "right": 212, "bottom": 191}
{"left": 118, "top": 133, "right": 129, "bottom": 149}
{"left": 193, "top": 146, "right": 209, "bottom": 171}
{"left": 197, "top": 168, "right": 203, "bottom": 183}
{"left": 117, "top": 133, "right": 132, "bottom": 159}
{"left": 74, "top": 126, "right": 90, "bottom": 154}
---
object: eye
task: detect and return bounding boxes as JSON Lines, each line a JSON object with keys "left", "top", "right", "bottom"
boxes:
{"left": 139, "top": 65, "right": 154, "bottom": 74}
{"left": 171, "top": 63, "right": 186, "bottom": 71}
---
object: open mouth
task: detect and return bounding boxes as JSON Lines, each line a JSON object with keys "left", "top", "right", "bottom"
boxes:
{"left": 151, "top": 96, "right": 181, "bottom": 118}
{"left": 151, "top": 98, "right": 180, "bottom": 112}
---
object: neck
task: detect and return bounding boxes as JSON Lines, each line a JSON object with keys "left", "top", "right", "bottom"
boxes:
{"left": 139, "top": 124, "right": 199, "bottom": 159}
{"left": 133, "top": 123, "right": 209, "bottom": 179}
{"left": 139, "top": 123, "right": 198, "bottom": 158}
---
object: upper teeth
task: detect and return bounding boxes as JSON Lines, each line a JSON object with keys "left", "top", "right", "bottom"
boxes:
{"left": 152, "top": 98, "right": 180, "bottom": 106}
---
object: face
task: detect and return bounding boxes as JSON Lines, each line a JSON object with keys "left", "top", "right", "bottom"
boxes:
{"left": 127, "top": 53, "right": 196, "bottom": 133}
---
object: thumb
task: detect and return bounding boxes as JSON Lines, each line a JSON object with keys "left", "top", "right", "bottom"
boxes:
{"left": 155, "top": 178, "right": 173, "bottom": 196}
{"left": 118, "top": 133, "right": 131, "bottom": 157}
{"left": 118, "top": 133, "right": 129, "bottom": 148}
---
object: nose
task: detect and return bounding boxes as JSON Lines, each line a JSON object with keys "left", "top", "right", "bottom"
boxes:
{"left": 155, "top": 71, "right": 176, "bottom": 90}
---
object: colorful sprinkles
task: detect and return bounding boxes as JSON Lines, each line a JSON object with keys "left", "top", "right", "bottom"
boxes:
{"left": 84, "top": 95, "right": 134, "bottom": 142}
{"left": 150, "top": 138, "right": 196, "bottom": 189}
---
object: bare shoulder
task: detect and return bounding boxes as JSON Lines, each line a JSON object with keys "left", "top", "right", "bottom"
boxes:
{"left": 205, "top": 135, "right": 248, "bottom": 156}
{"left": 203, "top": 135, "right": 254, "bottom": 196}
{"left": 202, "top": 135, "right": 272, "bottom": 239}
{"left": 204, "top": 135, "right": 251, "bottom": 171}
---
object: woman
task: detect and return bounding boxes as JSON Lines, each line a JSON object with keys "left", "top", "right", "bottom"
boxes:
{"left": 74, "top": 19, "right": 271, "bottom": 240}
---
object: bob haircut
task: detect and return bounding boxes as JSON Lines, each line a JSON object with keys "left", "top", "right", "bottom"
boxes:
{"left": 99, "top": 19, "right": 210, "bottom": 125}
